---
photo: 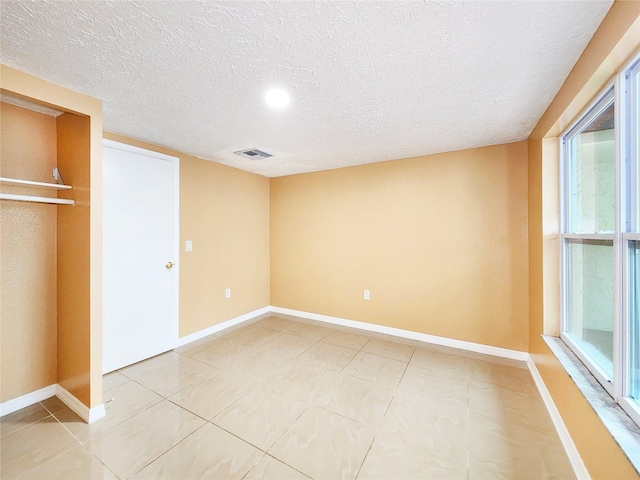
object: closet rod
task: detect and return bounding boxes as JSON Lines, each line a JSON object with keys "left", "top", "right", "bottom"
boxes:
{"left": 0, "top": 193, "right": 75, "bottom": 205}
{"left": 0, "top": 177, "right": 72, "bottom": 190}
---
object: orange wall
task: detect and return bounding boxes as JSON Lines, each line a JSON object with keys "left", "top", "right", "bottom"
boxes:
{"left": 57, "top": 113, "right": 92, "bottom": 405}
{"left": 0, "top": 102, "right": 58, "bottom": 402}
{"left": 103, "top": 133, "right": 271, "bottom": 337}
{"left": 1, "top": 64, "right": 103, "bottom": 409}
{"left": 528, "top": 1, "right": 640, "bottom": 478}
{"left": 271, "top": 141, "right": 530, "bottom": 351}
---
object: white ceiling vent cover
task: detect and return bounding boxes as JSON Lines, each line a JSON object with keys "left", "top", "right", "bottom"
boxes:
{"left": 233, "top": 148, "right": 273, "bottom": 160}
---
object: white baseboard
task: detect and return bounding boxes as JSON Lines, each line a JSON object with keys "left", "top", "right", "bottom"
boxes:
{"left": 270, "top": 306, "right": 529, "bottom": 361}
{"left": 0, "top": 383, "right": 104, "bottom": 424}
{"left": 55, "top": 385, "right": 105, "bottom": 424}
{"left": 176, "top": 306, "right": 271, "bottom": 347}
{"left": 526, "top": 357, "right": 590, "bottom": 480}
{"left": 0, "top": 384, "right": 56, "bottom": 417}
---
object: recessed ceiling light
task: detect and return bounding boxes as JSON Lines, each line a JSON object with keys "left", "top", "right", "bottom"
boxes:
{"left": 265, "top": 88, "right": 290, "bottom": 108}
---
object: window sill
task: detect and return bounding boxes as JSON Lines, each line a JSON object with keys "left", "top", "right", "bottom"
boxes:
{"left": 543, "top": 335, "right": 640, "bottom": 476}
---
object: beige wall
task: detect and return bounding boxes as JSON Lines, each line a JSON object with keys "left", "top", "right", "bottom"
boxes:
{"left": 271, "top": 142, "right": 530, "bottom": 351}
{"left": 0, "top": 102, "right": 58, "bottom": 402}
{"left": 102, "top": 133, "right": 271, "bottom": 337}
{"left": 1, "top": 64, "right": 103, "bottom": 409}
{"left": 528, "top": 1, "right": 640, "bottom": 478}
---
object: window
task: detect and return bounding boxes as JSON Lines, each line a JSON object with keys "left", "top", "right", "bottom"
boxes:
{"left": 561, "top": 52, "right": 640, "bottom": 426}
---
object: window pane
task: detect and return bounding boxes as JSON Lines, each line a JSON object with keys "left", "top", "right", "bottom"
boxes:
{"left": 629, "top": 240, "right": 640, "bottom": 404}
{"left": 568, "top": 101, "right": 615, "bottom": 233}
{"left": 566, "top": 239, "right": 614, "bottom": 378}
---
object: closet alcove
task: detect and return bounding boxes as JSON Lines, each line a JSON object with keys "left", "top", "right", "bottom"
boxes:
{"left": 1, "top": 65, "right": 104, "bottom": 422}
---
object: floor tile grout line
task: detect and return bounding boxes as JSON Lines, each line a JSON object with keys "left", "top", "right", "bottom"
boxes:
{"left": 378, "top": 348, "right": 413, "bottom": 420}
{"left": 116, "top": 351, "right": 184, "bottom": 381}
{"left": 341, "top": 370, "right": 405, "bottom": 390}
{"left": 290, "top": 338, "right": 322, "bottom": 360}
{"left": 264, "top": 453, "right": 312, "bottom": 479}
{"left": 396, "top": 345, "right": 417, "bottom": 386}
{"left": 92, "top": 378, "right": 167, "bottom": 437}
{"left": 207, "top": 383, "right": 262, "bottom": 425}
{"left": 129, "top": 421, "right": 211, "bottom": 478}
{"left": 50, "top": 410, "right": 87, "bottom": 447}
{"left": 132, "top": 357, "right": 223, "bottom": 398}
{"left": 388, "top": 354, "right": 411, "bottom": 407}
{"left": 356, "top": 347, "right": 416, "bottom": 364}
{"left": 261, "top": 403, "right": 310, "bottom": 461}
{"left": 238, "top": 454, "right": 266, "bottom": 480}
{"left": 206, "top": 419, "right": 270, "bottom": 456}
{"left": 312, "top": 404, "right": 380, "bottom": 431}
{"left": 353, "top": 431, "right": 377, "bottom": 480}
{"left": 39, "top": 399, "right": 61, "bottom": 418}
{"left": 286, "top": 329, "right": 333, "bottom": 342}
{"left": 253, "top": 402, "right": 310, "bottom": 454}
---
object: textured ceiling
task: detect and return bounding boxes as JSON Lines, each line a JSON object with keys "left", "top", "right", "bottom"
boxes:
{"left": 0, "top": 1, "right": 612, "bottom": 177}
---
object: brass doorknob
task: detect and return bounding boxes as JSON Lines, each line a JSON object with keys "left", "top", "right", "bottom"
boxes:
{"left": 165, "top": 261, "right": 174, "bottom": 270}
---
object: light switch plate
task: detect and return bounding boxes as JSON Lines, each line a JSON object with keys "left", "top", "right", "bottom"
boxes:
{"left": 185, "top": 240, "right": 192, "bottom": 252}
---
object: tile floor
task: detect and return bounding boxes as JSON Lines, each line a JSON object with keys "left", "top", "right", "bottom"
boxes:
{"left": 1, "top": 314, "right": 576, "bottom": 479}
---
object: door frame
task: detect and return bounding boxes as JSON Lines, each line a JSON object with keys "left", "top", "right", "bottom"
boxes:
{"left": 102, "top": 138, "right": 180, "bottom": 373}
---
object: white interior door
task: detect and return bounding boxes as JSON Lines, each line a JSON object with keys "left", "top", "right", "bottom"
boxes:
{"left": 102, "top": 139, "right": 179, "bottom": 374}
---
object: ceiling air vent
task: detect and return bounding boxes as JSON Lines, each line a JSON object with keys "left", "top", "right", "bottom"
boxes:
{"left": 233, "top": 148, "right": 273, "bottom": 160}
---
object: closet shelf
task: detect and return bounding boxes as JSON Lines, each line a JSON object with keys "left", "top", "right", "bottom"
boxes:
{"left": 0, "top": 174, "right": 74, "bottom": 205}
{"left": 0, "top": 193, "right": 75, "bottom": 205}
{"left": 0, "top": 176, "right": 72, "bottom": 190}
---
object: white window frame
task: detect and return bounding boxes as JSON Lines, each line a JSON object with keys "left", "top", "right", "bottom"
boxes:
{"left": 619, "top": 55, "right": 640, "bottom": 427}
{"left": 560, "top": 51, "right": 640, "bottom": 427}
{"left": 560, "top": 84, "right": 616, "bottom": 397}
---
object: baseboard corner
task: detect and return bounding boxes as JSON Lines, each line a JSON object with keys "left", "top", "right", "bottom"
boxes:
{"left": 55, "top": 385, "right": 105, "bottom": 424}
